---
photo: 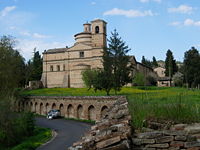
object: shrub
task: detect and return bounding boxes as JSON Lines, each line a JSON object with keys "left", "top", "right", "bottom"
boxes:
{"left": 132, "top": 72, "right": 145, "bottom": 86}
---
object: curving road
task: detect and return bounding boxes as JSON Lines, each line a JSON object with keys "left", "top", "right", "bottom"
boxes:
{"left": 35, "top": 116, "right": 92, "bottom": 150}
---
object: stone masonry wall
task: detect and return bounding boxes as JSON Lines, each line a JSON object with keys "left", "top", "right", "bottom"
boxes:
{"left": 69, "top": 96, "right": 133, "bottom": 150}
{"left": 133, "top": 123, "right": 200, "bottom": 150}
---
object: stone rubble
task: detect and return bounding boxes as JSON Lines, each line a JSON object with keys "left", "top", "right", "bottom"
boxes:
{"left": 133, "top": 123, "right": 200, "bottom": 150}
{"left": 68, "top": 96, "right": 133, "bottom": 150}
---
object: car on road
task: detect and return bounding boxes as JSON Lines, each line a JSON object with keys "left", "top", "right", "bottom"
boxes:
{"left": 47, "top": 109, "right": 61, "bottom": 119}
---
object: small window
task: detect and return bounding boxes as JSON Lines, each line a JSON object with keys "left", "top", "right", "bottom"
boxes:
{"left": 95, "top": 26, "right": 99, "bottom": 33}
{"left": 63, "top": 64, "right": 65, "bottom": 71}
{"left": 80, "top": 51, "right": 84, "bottom": 58}
{"left": 57, "top": 65, "right": 60, "bottom": 71}
{"left": 50, "top": 65, "right": 53, "bottom": 72}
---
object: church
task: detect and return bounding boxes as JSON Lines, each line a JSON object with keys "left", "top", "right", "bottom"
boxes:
{"left": 41, "top": 19, "right": 155, "bottom": 88}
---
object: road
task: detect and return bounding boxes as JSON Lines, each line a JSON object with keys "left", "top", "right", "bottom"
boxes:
{"left": 35, "top": 116, "right": 92, "bottom": 150}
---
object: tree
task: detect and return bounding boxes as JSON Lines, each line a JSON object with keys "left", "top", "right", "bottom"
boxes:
{"left": 172, "top": 72, "right": 183, "bottom": 87}
{"left": 165, "top": 49, "right": 178, "bottom": 78}
{"left": 82, "top": 69, "right": 98, "bottom": 90}
{"left": 133, "top": 72, "right": 145, "bottom": 86}
{"left": 0, "top": 35, "right": 26, "bottom": 92}
{"left": 106, "top": 29, "right": 132, "bottom": 93}
{"left": 183, "top": 47, "right": 200, "bottom": 88}
{"left": 152, "top": 56, "right": 158, "bottom": 68}
{"left": 141, "top": 56, "right": 152, "bottom": 68}
{"left": 31, "top": 49, "right": 43, "bottom": 81}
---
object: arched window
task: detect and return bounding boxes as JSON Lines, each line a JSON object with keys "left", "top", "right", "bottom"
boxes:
{"left": 95, "top": 26, "right": 99, "bottom": 33}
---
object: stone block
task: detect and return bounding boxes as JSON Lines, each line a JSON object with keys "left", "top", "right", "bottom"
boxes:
{"left": 156, "top": 136, "right": 174, "bottom": 143}
{"left": 96, "top": 136, "right": 121, "bottom": 149}
{"left": 137, "top": 131, "right": 162, "bottom": 139}
{"left": 175, "top": 135, "right": 187, "bottom": 141}
{"left": 170, "top": 141, "right": 184, "bottom": 147}
{"left": 145, "top": 143, "right": 169, "bottom": 148}
{"left": 163, "top": 130, "right": 186, "bottom": 136}
{"left": 185, "top": 141, "right": 200, "bottom": 148}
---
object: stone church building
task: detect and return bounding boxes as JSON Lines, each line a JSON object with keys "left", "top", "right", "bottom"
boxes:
{"left": 41, "top": 19, "right": 155, "bottom": 88}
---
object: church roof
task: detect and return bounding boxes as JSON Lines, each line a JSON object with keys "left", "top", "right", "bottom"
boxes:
{"left": 44, "top": 48, "right": 68, "bottom": 54}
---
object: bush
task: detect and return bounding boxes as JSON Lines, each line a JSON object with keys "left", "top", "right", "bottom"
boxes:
{"left": 0, "top": 97, "right": 35, "bottom": 148}
{"left": 132, "top": 72, "right": 145, "bottom": 86}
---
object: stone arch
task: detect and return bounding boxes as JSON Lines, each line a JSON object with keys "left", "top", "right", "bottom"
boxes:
{"left": 95, "top": 26, "right": 99, "bottom": 33}
{"left": 39, "top": 103, "right": 44, "bottom": 115}
{"left": 45, "top": 103, "right": 50, "bottom": 114}
{"left": 26, "top": 102, "right": 29, "bottom": 111}
{"left": 67, "top": 104, "right": 74, "bottom": 118}
{"left": 88, "top": 105, "right": 95, "bottom": 120}
{"left": 101, "top": 105, "right": 108, "bottom": 118}
{"left": 30, "top": 102, "right": 33, "bottom": 112}
{"left": 59, "top": 104, "right": 64, "bottom": 117}
{"left": 35, "top": 102, "right": 38, "bottom": 113}
{"left": 77, "top": 104, "right": 83, "bottom": 119}
{"left": 18, "top": 101, "right": 21, "bottom": 112}
{"left": 52, "top": 103, "right": 56, "bottom": 109}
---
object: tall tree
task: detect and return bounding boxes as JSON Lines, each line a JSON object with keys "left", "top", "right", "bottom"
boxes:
{"left": 26, "top": 48, "right": 43, "bottom": 82}
{"left": 107, "top": 29, "right": 131, "bottom": 93}
{"left": 183, "top": 47, "right": 200, "bottom": 88}
{"left": 152, "top": 56, "right": 158, "bottom": 68}
{"left": 141, "top": 56, "right": 152, "bottom": 68}
{"left": 165, "top": 49, "right": 178, "bottom": 78}
{"left": 0, "top": 35, "right": 25, "bottom": 92}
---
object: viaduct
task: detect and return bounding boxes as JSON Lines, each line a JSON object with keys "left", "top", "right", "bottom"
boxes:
{"left": 15, "top": 96, "right": 118, "bottom": 121}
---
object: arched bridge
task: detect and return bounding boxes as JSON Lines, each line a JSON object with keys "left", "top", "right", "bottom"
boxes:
{"left": 16, "top": 96, "right": 118, "bottom": 121}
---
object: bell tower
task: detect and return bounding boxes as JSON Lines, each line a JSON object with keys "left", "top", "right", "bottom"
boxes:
{"left": 91, "top": 19, "right": 107, "bottom": 48}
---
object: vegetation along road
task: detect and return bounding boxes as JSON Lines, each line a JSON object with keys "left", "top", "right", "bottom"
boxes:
{"left": 35, "top": 116, "right": 91, "bottom": 150}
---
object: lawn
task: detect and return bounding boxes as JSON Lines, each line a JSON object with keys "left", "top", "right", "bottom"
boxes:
{"left": 21, "top": 87, "right": 200, "bottom": 129}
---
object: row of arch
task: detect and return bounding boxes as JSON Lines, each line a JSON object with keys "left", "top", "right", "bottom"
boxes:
{"left": 16, "top": 101, "right": 108, "bottom": 121}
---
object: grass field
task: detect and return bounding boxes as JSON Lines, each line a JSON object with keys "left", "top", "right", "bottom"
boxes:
{"left": 21, "top": 87, "right": 200, "bottom": 129}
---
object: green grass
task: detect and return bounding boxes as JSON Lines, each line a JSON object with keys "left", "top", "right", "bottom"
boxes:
{"left": 21, "top": 86, "right": 200, "bottom": 129}
{"left": 9, "top": 127, "right": 52, "bottom": 150}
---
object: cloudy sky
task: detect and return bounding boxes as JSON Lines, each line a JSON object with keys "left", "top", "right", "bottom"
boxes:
{"left": 0, "top": 0, "right": 200, "bottom": 61}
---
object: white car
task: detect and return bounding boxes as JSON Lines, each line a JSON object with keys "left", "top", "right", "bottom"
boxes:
{"left": 47, "top": 109, "right": 61, "bottom": 119}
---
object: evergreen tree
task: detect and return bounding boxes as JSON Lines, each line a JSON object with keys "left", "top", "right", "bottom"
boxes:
{"left": 141, "top": 56, "right": 152, "bottom": 68}
{"left": 26, "top": 49, "right": 43, "bottom": 82}
{"left": 165, "top": 49, "right": 178, "bottom": 77}
{"left": 152, "top": 56, "right": 158, "bottom": 68}
{"left": 107, "top": 29, "right": 131, "bottom": 93}
{"left": 183, "top": 47, "right": 200, "bottom": 88}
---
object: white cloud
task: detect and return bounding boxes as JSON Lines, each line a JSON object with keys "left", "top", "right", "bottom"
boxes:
{"left": 91, "top": 2, "right": 96, "bottom": 5}
{"left": 19, "top": 31, "right": 31, "bottom": 36}
{"left": 169, "top": 21, "right": 181, "bottom": 26}
{"left": 0, "top": 6, "right": 16, "bottom": 17}
{"left": 168, "top": 5, "right": 193, "bottom": 14}
{"left": 169, "top": 19, "right": 200, "bottom": 27}
{"left": 15, "top": 39, "right": 68, "bottom": 60}
{"left": 184, "top": 19, "right": 200, "bottom": 26}
{"left": 19, "top": 31, "right": 52, "bottom": 39}
{"left": 33, "top": 33, "right": 52, "bottom": 38}
{"left": 140, "top": 0, "right": 161, "bottom": 3}
{"left": 103, "top": 8, "right": 156, "bottom": 18}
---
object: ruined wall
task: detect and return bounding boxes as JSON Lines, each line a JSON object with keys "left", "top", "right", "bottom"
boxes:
{"left": 69, "top": 96, "right": 133, "bottom": 150}
{"left": 133, "top": 123, "right": 200, "bottom": 149}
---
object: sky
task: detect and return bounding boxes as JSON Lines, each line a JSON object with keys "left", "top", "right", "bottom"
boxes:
{"left": 0, "top": 0, "right": 200, "bottom": 62}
